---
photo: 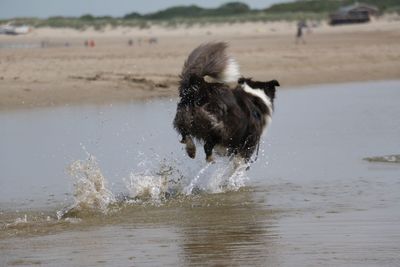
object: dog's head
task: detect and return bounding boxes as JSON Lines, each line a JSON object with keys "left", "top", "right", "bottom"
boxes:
{"left": 238, "top": 78, "right": 279, "bottom": 104}
{"left": 179, "top": 75, "right": 205, "bottom": 98}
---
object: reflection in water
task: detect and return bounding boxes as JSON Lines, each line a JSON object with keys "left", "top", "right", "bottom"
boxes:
{"left": 178, "top": 191, "right": 279, "bottom": 266}
{"left": 0, "top": 190, "right": 281, "bottom": 266}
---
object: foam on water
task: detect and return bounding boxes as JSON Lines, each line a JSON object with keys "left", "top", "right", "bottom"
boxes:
{"left": 57, "top": 152, "right": 250, "bottom": 218}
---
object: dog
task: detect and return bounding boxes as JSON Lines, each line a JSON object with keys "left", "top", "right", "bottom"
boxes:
{"left": 173, "top": 42, "right": 279, "bottom": 163}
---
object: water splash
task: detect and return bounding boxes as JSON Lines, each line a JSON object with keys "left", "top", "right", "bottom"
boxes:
{"left": 58, "top": 152, "right": 250, "bottom": 219}
{"left": 124, "top": 154, "right": 250, "bottom": 201}
{"left": 5, "top": 214, "right": 28, "bottom": 228}
{"left": 184, "top": 157, "right": 249, "bottom": 194}
{"left": 124, "top": 160, "right": 186, "bottom": 204}
{"left": 57, "top": 154, "right": 116, "bottom": 219}
{"left": 124, "top": 173, "right": 168, "bottom": 204}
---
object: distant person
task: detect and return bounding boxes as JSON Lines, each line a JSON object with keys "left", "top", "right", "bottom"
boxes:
{"left": 128, "top": 39, "right": 133, "bottom": 46}
{"left": 149, "top": 37, "right": 158, "bottom": 44}
{"left": 296, "top": 20, "right": 307, "bottom": 44}
{"left": 41, "top": 40, "right": 47, "bottom": 48}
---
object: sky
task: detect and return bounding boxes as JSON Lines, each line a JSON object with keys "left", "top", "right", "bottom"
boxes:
{"left": 0, "top": 0, "right": 292, "bottom": 19}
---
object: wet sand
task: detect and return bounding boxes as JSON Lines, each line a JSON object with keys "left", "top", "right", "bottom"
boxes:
{"left": 0, "top": 19, "right": 400, "bottom": 110}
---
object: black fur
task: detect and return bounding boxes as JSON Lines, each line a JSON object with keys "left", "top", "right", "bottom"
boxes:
{"left": 173, "top": 43, "right": 279, "bottom": 162}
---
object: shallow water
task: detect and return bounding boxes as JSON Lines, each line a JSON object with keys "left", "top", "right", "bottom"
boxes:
{"left": 1, "top": 80, "right": 400, "bottom": 266}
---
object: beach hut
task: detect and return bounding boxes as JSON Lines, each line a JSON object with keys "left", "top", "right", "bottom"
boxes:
{"left": 329, "top": 2, "right": 379, "bottom": 25}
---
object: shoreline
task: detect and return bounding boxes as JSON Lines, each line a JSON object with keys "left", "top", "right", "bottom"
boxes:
{"left": 1, "top": 78, "right": 399, "bottom": 113}
{"left": 1, "top": 19, "right": 399, "bottom": 111}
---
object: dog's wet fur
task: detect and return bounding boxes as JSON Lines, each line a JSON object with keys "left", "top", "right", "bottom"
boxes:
{"left": 173, "top": 42, "right": 279, "bottom": 163}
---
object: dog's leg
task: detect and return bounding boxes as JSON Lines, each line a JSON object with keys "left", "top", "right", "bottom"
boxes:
{"left": 184, "top": 136, "right": 196, "bottom": 159}
{"left": 180, "top": 134, "right": 187, "bottom": 144}
{"left": 204, "top": 140, "right": 216, "bottom": 163}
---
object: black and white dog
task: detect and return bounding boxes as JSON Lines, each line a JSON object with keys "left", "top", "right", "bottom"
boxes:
{"left": 173, "top": 42, "right": 279, "bottom": 163}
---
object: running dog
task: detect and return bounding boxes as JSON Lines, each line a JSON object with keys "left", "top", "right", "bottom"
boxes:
{"left": 173, "top": 42, "right": 279, "bottom": 163}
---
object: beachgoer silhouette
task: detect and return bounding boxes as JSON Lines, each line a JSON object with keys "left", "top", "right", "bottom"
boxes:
{"left": 296, "top": 20, "right": 307, "bottom": 44}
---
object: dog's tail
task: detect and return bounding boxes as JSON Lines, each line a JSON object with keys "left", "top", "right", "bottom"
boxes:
{"left": 179, "top": 42, "right": 240, "bottom": 93}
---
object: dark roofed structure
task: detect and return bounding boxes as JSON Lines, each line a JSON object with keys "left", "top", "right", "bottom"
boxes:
{"left": 329, "top": 2, "right": 380, "bottom": 25}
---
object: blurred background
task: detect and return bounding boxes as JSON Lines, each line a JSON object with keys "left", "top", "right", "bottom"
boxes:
{"left": 0, "top": 0, "right": 399, "bottom": 109}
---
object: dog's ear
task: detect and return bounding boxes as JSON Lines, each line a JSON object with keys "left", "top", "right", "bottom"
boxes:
{"left": 269, "top": 79, "right": 280, "bottom": 87}
{"left": 238, "top": 77, "right": 245, "bottom": 84}
{"left": 264, "top": 80, "right": 279, "bottom": 101}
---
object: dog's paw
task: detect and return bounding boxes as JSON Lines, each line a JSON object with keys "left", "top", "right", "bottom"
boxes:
{"left": 206, "top": 155, "right": 215, "bottom": 163}
{"left": 186, "top": 146, "right": 196, "bottom": 158}
{"left": 185, "top": 142, "right": 196, "bottom": 159}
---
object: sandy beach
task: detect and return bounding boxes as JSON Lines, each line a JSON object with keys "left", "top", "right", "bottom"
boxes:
{"left": 0, "top": 19, "right": 399, "bottom": 110}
